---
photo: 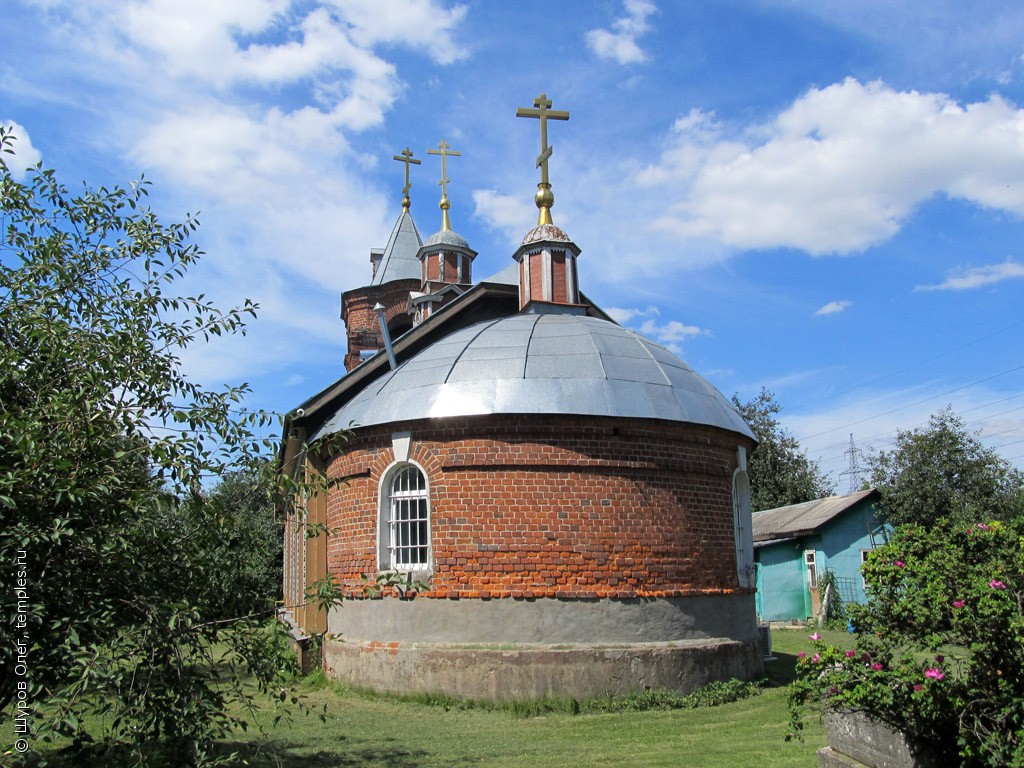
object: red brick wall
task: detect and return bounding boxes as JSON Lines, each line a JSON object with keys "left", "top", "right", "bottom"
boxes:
{"left": 552, "top": 251, "right": 567, "bottom": 303}
{"left": 529, "top": 253, "right": 544, "bottom": 300}
{"left": 341, "top": 279, "right": 418, "bottom": 371}
{"left": 321, "top": 414, "right": 753, "bottom": 600}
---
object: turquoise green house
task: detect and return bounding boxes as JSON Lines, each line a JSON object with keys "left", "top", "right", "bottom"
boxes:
{"left": 752, "top": 489, "right": 888, "bottom": 623}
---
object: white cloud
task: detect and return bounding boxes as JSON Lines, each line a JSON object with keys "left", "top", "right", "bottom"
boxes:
{"left": 605, "top": 305, "right": 660, "bottom": 324}
{"left": 329, "top": 0, "right": 469, "bottom": 65}
{"left": 640, "top": 79, "right": 1024, "bottom": 255}
{"left": 1, "top": 120, "right": 42, "bottom": 179}
{"left": 603, "top": 305, "right": 705, "bottom": 353}
{"left": 639, "top": 318, "right": 705, "bottom": 343}
{"left": 915, "top": 260, "right": 1024, "bottom": 291}
{"left": 16, "top": 0, "right": 470, "bottom": 385}
{"left": 586, "top": 0, "right": 657, "bottom": 65}
{"left": 815, "top": 299, "right": 852, "bottom": 316}
{"left": 472, "top": 189, "right": 536, "bottom": 243}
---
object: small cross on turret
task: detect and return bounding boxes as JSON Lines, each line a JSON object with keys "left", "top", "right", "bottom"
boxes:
{"left": 516, "top": 93, "right": 570, "bottom": 225}
{"left": 426, "top": 139, "right": 462, "bottom": 232}
{"left": 392, "top": 147, "right": 421, "bottom": 212}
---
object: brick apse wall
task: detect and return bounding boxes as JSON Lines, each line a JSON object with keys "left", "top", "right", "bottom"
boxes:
{"left": 319, "top": 413, "right": 753, "bottom": 600}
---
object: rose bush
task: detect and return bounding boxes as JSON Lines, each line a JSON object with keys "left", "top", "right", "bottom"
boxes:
{"left": 788, "top": 518, "right": 1024, "bottom": 767}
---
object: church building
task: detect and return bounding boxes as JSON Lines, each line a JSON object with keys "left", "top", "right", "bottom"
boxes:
{"left": 280, "top": 94, "right": 762, "bottom": 700}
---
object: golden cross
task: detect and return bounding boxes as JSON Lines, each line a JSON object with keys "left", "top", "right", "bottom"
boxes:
{"left": 516, "top": 93, "right": 570, "bottom": 186}
{"left": 426, "top": 139, "right": 461, "bottom": 199}
{"left": 393, "top": 147, "right": 421, "bottom": 210}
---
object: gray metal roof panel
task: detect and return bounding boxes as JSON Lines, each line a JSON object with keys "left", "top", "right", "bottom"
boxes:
{"left": 311, "top": 313, "right": 755, "bottom": 441}
{"left": 532, "top": 318, "right": 592, "bottom": 338}
{"left": 526, "top": 352, "right": 606, "bottom": 379}
{"left": 602, "top": 354, "right": 669, "bottom": 385}
{"left": 450, "top": 357, "right": 526, "bottom": 382}
{"left": 481, "top": 262, "right": 520, "bottom": 286}
{"left": 370, "top": 210, "right": 423, "bottom": 286}
{"left": 528, "top": 333, "right": 597, "bottom": 356}
{"left": 592, "top": 331, "right": 648, "bottom": 358}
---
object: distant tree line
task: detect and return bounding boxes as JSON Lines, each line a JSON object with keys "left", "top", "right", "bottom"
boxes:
{"left": 733, "top": 389, "right": 1022, "bottom": 526}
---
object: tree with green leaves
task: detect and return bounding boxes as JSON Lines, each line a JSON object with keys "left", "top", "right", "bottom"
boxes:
{"left": 866, "top": 407, "right": 1023, "bottom": 527}
{"left": 199, "top": 462, "right": 283, "bottom": 621}
{"left": 731, "top": 388, "right": 835, "bottom": 511}
{"left": 0, "top": 126, "right": 297, "bottom": 764}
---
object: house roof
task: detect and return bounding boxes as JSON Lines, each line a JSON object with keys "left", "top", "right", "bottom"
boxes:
{"left": 751, "top": 488, "right": 880, "bottom": 543}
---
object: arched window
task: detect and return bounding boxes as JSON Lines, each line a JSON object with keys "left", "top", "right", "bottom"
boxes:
{"left": 381, "top": 464, "right": 431, "bottom": 570}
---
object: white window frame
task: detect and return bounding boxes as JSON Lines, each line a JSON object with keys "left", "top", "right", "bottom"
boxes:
{"left": 804, "top": 550, "right": 818, "bottom": 590}
{"left": 378, "top": 461, "right": 432, "bottom": 573}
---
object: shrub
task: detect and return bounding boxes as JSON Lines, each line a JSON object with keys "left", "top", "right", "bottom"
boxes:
{"left": 788, "top": 519, "right": 1024, "bottom": 767}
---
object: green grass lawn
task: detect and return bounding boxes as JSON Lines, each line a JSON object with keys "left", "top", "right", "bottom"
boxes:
{"left": 8, "top": 627, "right": 853, "bottom": 767}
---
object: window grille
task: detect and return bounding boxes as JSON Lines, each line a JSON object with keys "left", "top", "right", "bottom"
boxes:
{"left": 387, "top": 465, "right": 430, "bottom": 569}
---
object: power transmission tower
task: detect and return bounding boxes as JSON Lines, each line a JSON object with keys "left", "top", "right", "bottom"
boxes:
{"left": 839, "top": 433, "right": 863, "bottom": 493}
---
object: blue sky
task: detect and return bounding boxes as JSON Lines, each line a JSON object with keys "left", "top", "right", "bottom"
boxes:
{"left": 4, "top": 0, "right": 1024, "bottom": 489}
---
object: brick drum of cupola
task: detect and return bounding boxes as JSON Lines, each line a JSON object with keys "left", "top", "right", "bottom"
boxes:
{"left": 423, "top": 251, "right": 471, "bottom": 286}
{"left": 341, "top": 279, "right": 418, "bottom": 371}
{"left": 513, "top": 224, "right": 581, "bottom": 310}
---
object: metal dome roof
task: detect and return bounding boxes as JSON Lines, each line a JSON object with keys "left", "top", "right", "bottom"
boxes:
{"left": 312, "top": 312, "right": 754, "bottom": 441}
{"left": 423, "top": 228, "right": 471, "bottom": 250}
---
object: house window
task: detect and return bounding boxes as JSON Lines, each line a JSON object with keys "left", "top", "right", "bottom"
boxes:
{"left": 382, "top": 464, "right": 430, "bottom": 570}
{"left": 804, "top": 550, "right": 817, "bottom": 589}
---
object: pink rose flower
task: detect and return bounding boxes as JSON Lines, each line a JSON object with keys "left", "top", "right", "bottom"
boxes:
{"left": 809, "top": 632, "right": 821, "bottom": 641}
{"left": 990, "top": 580, "right": 1007, "bottom": 590}
{"left": 925, "top": 668, "right": 945, "bottom": 680}
{"left": 844, "top": 650, "right": 856, "bottom": 658}
{"left": 871, "top": 662, "right": 883, "bottom": 671}
{"left": 913, "top": 684, "right": 923, "bottom": 691}
{"left": 952, "top": 600, "right": 965, "bottom": 608}
{"left": 894, "top": 560, "right": 906, "bottom": 568}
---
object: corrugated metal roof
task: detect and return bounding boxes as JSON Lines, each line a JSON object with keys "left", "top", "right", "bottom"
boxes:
{"left": 751, "top": 488, "right": 879, "bottom": 542}
{"left": 370, "top": 210, "right": 423, "bottom": 285}
{"left": 311, "top": 311, "right": 755, "bottom": 440}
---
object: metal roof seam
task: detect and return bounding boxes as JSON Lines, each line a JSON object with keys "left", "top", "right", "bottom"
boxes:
{"left": 636, "top": 333, "right": 674, "bottom": 387}
{"left": 521, "top": 313, "right": 542, "bottom": 380}
{"left": 443, "top": 317, "right": 505, "bottom": 384}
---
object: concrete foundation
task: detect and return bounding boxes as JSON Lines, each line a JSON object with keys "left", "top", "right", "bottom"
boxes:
{"left": 324, "top": 636, "right": 762, "bottom": 701}
{"left": 323, "top": 594, "right": 763, "bottom": 700}
{"left": 328, "top": 593, "right": 759, "bottom": 644}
